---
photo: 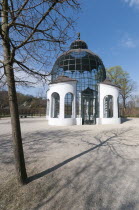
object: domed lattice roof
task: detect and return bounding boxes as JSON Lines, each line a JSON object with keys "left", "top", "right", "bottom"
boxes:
{"left": 52, "top": 40, "right": 105, "bottom": 75}
{"left": 51, "top": 37, "right": 106, "bottom": 82}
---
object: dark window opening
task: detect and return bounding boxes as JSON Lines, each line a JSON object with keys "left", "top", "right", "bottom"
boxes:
{"left": 51, "top": 92, "right": 60, "bottom": 118}
{"left": 104, "top": 95, "right": 113, "bottom": 118}
{"left": 65, "top": 93, "right": 73, "bottom": 118}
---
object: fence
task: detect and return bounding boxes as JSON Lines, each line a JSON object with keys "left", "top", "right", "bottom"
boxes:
{"left": 0, "top": 108, "right": 46, "bottom": 118}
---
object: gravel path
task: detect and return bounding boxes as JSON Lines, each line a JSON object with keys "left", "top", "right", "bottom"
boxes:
{"left": 0, "top": 117, "right": 139, "bottom": 210}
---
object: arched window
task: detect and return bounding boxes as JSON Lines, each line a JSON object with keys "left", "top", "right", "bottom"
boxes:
{"left": 104, "top": 95, "right": 113, "bottom": 118}
{"left": 51, "top": 92, "right": 60, "bottom": 118}
{"left": 65, "top": 93, "right": 73, "bottom": 118}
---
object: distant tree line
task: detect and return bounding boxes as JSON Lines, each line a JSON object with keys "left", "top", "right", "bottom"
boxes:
{"left": 0, "top": 90, "right": 47, "bottom": 117}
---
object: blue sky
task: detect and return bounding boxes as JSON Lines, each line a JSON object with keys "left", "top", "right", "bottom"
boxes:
{"left": 18, "top": 0, "right": 139, "bottom": 96}
{"left": 78, "top": 0, "right": 139, "bottom": 91}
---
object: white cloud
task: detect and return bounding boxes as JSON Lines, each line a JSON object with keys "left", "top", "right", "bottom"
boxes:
{"left": 121, "top": 35, "right": 138, "bottom": 48}
{"left": 123, "top": 0, "right": 139, "bottom": 7}
{"left": 122, "top": 38, "right": 136, "bottom": 48}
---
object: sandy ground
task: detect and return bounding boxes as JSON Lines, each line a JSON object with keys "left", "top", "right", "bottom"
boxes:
{"left": 0, "top": 117, "right": 139, "bottom": 210}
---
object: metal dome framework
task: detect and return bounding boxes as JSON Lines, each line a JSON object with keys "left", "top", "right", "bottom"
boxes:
{"left": 51, "top": 39, "right": 106, "bottom": 119}
{"left": 70, "top": 39, "right": 88, "bottom": 49}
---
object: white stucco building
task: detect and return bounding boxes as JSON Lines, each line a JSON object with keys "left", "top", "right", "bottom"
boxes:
{"left": 46, "top": 38, "right": 121, "bottom": 126}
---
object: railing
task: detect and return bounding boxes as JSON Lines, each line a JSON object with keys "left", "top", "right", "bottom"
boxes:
{"left": 0, "top": 108, "right": 46, "bottom": 118}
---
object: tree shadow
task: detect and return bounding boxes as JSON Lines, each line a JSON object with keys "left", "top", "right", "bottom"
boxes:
{"left": 120, "top": 202, "right": 137, "bottom": 210}
{"left": 32, "top": 134, "right": 139, "bottom": 210}
{"left": 27, "top": 127, "right": 136, "bottom": 183}
{"left": 27, "top": 135, "right": 114, "bottom": 183}
{"left": 1, "top": 122, "right": 139, "bottom": 210}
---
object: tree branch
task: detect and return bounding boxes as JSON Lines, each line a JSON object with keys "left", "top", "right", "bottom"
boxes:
{"left": 8, "top": 0, "right": 30, "bottom": 27}
{"left": 15, "top": 1, "right": 60, "bottom": 50}
{"left": 14, "top": 58, "right": 50, "bottom": 78}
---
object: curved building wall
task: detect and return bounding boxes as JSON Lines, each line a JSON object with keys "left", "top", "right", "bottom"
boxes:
{"left": 47, "top": 81, "right": 77, "bottom": 126}
{"left": 97, "top": 84, "right": 121, "bottom": 124}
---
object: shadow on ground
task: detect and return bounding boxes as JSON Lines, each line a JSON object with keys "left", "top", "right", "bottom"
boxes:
{"left": 31, "top": 128, "right": 139, "bottom": 210}
{"left": 121, "top": 117, "right": 132, "bottom": 123}
{"left": 1, "top": 124, "right": 139, "bottom": 210}
{"left": 28, "top": 127, "right": 136, "bottom": 182}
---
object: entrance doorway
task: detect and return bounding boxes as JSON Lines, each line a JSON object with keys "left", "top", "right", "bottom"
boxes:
{"left": 82, "top": 87, "right": 96, "bottom": 125}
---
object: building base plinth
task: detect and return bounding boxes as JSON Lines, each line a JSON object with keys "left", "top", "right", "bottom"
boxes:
{"left": 48, "top": 118, "right": 76, "bottom": 126}
{"left": 96, "top": 118, "right": 121, "bottom": 125}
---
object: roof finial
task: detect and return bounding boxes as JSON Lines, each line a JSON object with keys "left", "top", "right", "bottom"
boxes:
{"left": 77, "top": 32, "right": 80, "bottom": 40}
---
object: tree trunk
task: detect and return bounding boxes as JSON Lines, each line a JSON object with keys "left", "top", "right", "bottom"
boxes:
{"left": 5, "top": 63, "right": 27, "bottom": 184}
{"left": 1, "top": 0, "right": 27, "bottom": 185}
{"left": 122, "top": 96, "right": 126, "bottom": 117}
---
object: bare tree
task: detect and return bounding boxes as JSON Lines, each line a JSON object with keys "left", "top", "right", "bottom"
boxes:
{"left": 0, "top": 0, "right": 79, "bottom": 185}
{"left": 126, "top": 95, "right": 139, "bottom": 117}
